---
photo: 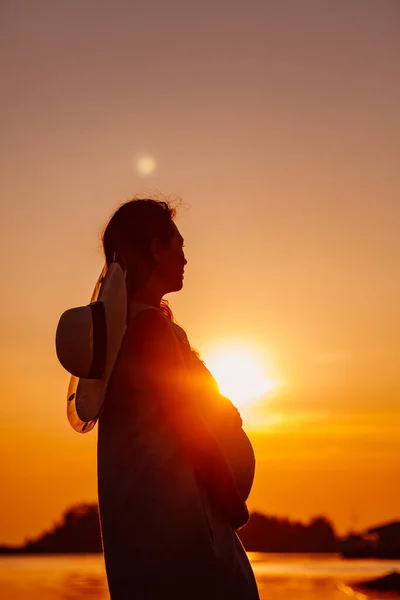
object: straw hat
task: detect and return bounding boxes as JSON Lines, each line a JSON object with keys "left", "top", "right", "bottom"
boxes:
{"left": 55, "top": 261, "right": 127, "bottom": 432}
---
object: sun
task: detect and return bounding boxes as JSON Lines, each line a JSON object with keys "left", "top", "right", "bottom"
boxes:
{"left": 133, "top": 153, "right": 157, "bottom": 176}
{"left": 203, "top": 342, "right": 277, "bottom": 409}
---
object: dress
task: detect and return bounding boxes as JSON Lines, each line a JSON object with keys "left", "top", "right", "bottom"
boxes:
{"left": 97, "top": 305, "right": 260, "bottom": 599}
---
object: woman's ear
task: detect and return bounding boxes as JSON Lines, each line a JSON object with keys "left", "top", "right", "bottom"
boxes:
{"left": 150, "top": 237, "right": 163, "bottom": 264}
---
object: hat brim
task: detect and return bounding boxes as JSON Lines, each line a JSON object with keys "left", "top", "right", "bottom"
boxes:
{"left": 67, "top": 262, "right": 127, "bottom": 433}
{"left": 67, "top": 376, "right": 98, "bottom": 433}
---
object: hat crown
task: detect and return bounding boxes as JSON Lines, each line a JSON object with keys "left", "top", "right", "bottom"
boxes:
{"left": 56, "top": 306, "right": 94, "bottom": 378}
{"left": 56, "top": 262, "right": 128, "bottom": 431}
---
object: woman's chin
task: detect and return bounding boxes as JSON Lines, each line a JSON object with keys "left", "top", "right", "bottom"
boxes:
{"left": 165, "top": 279, "right": 184, "bottom": 294}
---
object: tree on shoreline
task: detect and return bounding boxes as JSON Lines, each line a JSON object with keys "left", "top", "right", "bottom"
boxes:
{"left": 0, "top": 503, "right": 338, "bottom": 554}
{"left": 0, "top": 504, "right": 102, "bottom": 554}
{"left": 238, "top": 512, "right": 337, "bottom": 552}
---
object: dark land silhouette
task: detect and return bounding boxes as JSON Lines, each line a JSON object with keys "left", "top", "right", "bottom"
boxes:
{"left": 0, "top": 503, "right": 338, "bottom": 555}
{"left": 0, "top": 504, "right": 102, "bottom": 555}
{"left": 0, "top": 503, "right": 398, "bottom": 557}
{"left": 356, "top": 571, "right": 400, "bottom": 592}
{"left": 239, "top": 512, "right": 337, "bottom": 553}
{"left": 339, "top": 521, "right": 400, "bottom": 559}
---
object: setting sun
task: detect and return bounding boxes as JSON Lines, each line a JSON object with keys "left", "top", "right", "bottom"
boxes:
{"left": 203, "top": 343, "right": 277, "bottom": 409}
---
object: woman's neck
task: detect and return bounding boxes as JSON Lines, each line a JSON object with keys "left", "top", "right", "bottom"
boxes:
{"left": 129, "top": 286, "right": 162, "bottom": 309}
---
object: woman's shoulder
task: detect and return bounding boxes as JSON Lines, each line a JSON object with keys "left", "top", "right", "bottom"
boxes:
{"left": 171, "top": 322, "right": 190, "bottom": 346}
{"left": 128, "top": 306, "right": 173, "bottom": 340}
{"left": 124, "top": 306, "right": 191, "bottom": 373}
{"left": 129, "top": 306, "right": 191, "bottom": 342}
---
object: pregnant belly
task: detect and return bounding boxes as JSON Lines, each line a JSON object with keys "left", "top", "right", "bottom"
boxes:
{"left": 216, "top": 426, "right": 255, "bottom": 502}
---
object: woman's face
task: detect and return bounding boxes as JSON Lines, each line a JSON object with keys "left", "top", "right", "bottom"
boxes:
{"left": 153, "top": 223, "right": 187, "bottom": 294}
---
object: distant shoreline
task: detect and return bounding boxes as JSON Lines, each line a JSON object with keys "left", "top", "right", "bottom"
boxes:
{"left": 0, "top": 548, "right": 339, "bottom": 556}
{"left": 2, "top": 504, "right": 398, "bottom": 559}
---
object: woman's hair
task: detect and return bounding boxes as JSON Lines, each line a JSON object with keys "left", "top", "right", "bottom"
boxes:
{"left": 102, "top": 198, "right": 177, "bottom": 320}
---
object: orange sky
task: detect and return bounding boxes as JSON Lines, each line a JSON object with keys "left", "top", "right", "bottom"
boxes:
{"left": 0, "top": 0, "right": 399, "bottom": 545}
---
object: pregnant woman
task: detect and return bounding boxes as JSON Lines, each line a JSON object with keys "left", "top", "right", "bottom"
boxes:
{"left": 60, "top": 198, "right": 259, "bottom": 599}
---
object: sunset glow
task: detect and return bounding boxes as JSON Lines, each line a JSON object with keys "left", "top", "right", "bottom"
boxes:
{"left": 1, "top": 0, "right": 399, "bottom": 548}
{"left": 204, "top": 343, "right": 278, "bottom": 409}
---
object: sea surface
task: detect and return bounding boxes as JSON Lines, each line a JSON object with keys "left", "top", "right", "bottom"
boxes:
{"left": 0, "top": 553, "right": 399, "bottom": 599}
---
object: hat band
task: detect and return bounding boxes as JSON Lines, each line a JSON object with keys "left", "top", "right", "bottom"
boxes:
{"left": 89, "top": 301, "right": 107, "bottom": 379}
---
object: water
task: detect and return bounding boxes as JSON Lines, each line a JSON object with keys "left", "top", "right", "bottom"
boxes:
{"left": 0, "top": 553, "right": 399, "bottom": 599}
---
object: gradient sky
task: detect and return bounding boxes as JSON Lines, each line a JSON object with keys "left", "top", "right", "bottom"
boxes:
{"left": 0, "top": 0, "right": 399, "bottom": 544}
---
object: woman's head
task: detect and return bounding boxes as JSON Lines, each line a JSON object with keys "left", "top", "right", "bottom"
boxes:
{"left": 102, "top": 199, "right": 186, "bottom": 298}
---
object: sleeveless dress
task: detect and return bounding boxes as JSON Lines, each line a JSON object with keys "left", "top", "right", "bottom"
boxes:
{"left": 97, "top": 304, "right": 260, "bottom": 599}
